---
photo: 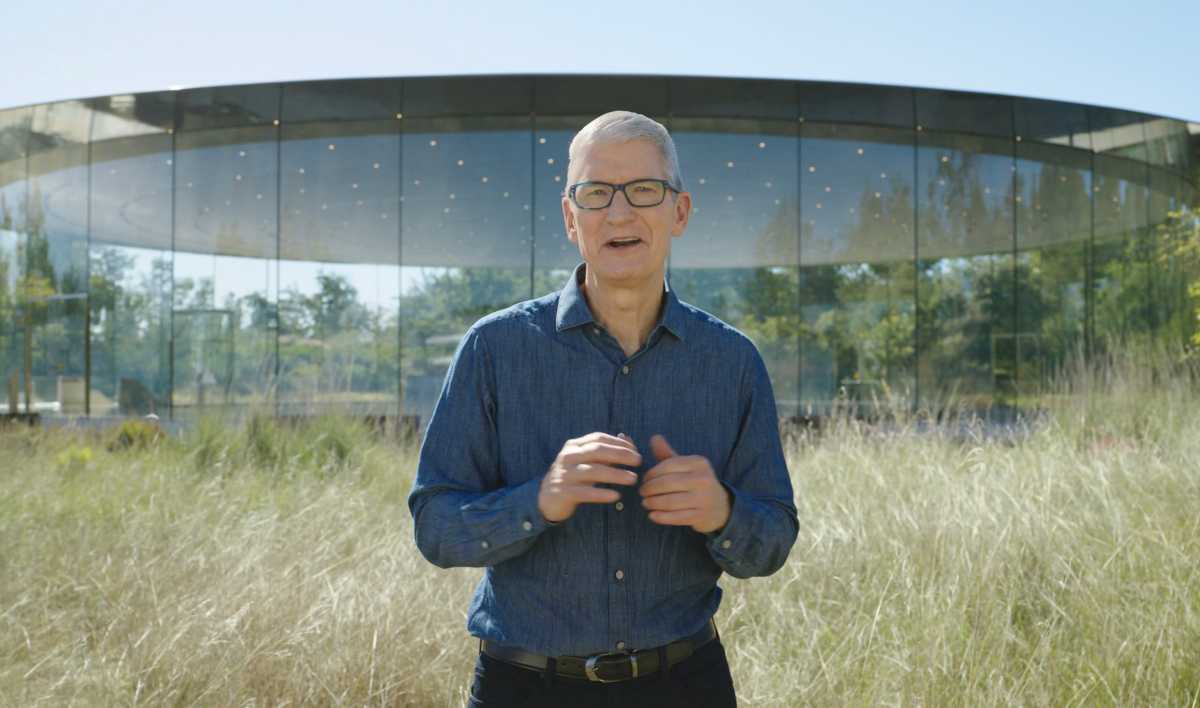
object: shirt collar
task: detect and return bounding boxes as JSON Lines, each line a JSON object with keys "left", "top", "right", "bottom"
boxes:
{"left": 555, "top": 262, "right": 687, "bottom": 341}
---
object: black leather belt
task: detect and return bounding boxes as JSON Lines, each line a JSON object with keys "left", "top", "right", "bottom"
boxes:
{"left": 480, "top": 620, "right": 718, "bottom": 683}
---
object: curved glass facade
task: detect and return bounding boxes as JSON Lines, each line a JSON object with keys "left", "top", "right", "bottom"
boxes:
{"left": 0, "top": 76, "right": 1196, "bottom": 422}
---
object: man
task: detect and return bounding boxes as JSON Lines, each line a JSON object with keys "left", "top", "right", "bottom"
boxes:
{"left": 408, "top": 110, "right": 798, "bottom": 706}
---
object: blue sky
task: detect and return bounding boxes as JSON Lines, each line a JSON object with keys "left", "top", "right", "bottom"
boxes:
{"left": 2, "top": 0, "right": 1198, "bottom": 121}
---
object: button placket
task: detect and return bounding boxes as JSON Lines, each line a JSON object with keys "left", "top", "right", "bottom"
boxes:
{"left": 608, "top": 351, "right": 638, "bottom": 653}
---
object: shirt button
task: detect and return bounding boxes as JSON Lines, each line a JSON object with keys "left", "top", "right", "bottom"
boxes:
{"left": 614, "top": 569, "right": 625, "bottom": 581}
{"left": 721, "top": 539, "right": 732, "bottom": 549}
{"left": 480, "top": 540, "right": 490, "bottom": 549}
{"left": 593, "top": 326, "right": 601, "bottom": 335}
{"left": 616, "top": 641, "right": 627, "bottom": 651}
{"left": 522, "top": 520, "right": 533, "bottom": 531}
{"left": 615, "top": 501, "right": 624, "bottom": 511}
{"left": 621, "top": 365, "right": 630, "bottom": 375}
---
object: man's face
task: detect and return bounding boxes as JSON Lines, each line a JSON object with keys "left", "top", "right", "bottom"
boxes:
{"left": 561, "top": 139, "right": 691, "bottom": 287}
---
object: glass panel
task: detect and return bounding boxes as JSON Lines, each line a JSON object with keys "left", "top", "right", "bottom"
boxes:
{"left": 669, "top": 119, "right": 801, "bottom": 416}
{"left": 179, "top": 84, "right": 279, "bottom": 132}
{"left": 86, "top": 91, "right": 176, "bottom": 422}
{"left": 532, "top": 116, "right": 585, "bottom": 296}
{"left": 1089, "top": 108, "right": 1149, "bottom": 161}
{"left": 278, "top": 121, "right": 400, "bottom": 416}
{"left": 26, "top": 101, "right": 93, "bottom": 415}
{"left": 89, "top": 134, "right": 173, "bottom": 416}
{"left": 798, "top": 83, "right": 914, "bottom": 128}
{"left": 399, "top": 118, "right": 532, "bottom": 425}
{"left": 799, "top": 123, "right": 916, "bottom": 414}
{"left": 1189, "top": 123, "right": 1200, "bottom": 186}
{"left": 1149, "top": 167, "right": 1193, "bottom": 348}
{"left": 670, "top": 78, "right": 796, "bottom": 120}
{"left": 1179, "top": 182, "right": 1200, "bottom": 350}
{"left": 405, "top": 77, "right": 532, "bottom": 117}
{"left": 282, "top": 79, "right": 402, "bottom": 123}
{"left": 916, "top": 132, "right": 1015, "bottom": 412}
{"left": 533, "top": 77, "right": 668, "bottom": 117}
{"left": 1014, "top": 142, "right": 1092, "bottom": 398}
{"left": 173, "top": 127, "right": 278, "bottom": 419}
{"left": 88, "top": 91, "right": 176, "bottom": 140}
{"left": 24, "top": 294, "right": 87, "bottom": 415}
{"left": 1143, "top": 118, "right": 1189, "bottom": 172}
{"left": 916, "top": 90, "right": 1013, "bottom": 138}
{"left": 0, "top": 107, "right": 30, "bottom": 413}
{"left": 1014, "top": 97, "right": 1090, "bottom": 149}
{"left": 1092, "top": 154, "right": 1151, "bottom": 347}
{"left": 27, "top": 102, "right": 91, "bottom": 296}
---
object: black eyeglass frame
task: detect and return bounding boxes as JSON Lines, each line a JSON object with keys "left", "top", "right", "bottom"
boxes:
{"left": 566, "top": 178, "right": 681, "bottom": 210}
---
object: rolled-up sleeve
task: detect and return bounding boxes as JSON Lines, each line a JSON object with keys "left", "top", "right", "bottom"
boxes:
{"left": 408, "top": 327, "right": 555, "bottom": 569}
{"left": 704, "top": 345, "right": 799, "bottom": 578}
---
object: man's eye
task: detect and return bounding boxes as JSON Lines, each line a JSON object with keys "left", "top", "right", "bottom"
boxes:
{"left": 583, "top": 187, "right": 610, "bottom": 197}
{"left": 631, "top": 183, "right": 658, "bottom": 194}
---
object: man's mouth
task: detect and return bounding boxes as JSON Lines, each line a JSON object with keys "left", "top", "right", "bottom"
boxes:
{"left": 606, "top": 237, "right": 642, "bottom": 249}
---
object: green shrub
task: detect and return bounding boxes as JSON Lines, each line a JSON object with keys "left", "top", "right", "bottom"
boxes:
{"left": 107, "top": 418, "right": 166, "bottom": 452}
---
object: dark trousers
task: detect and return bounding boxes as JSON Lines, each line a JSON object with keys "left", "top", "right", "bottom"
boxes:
{"left": 466, "top": 637, "right": 738, "bottom": 707}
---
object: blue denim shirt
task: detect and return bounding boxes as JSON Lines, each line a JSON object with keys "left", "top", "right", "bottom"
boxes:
{"left": 408, "top": 264, "right": 798, "bottom": 658}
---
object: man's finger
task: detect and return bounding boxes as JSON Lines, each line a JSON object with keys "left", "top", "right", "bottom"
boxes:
{"left": 562, "top": 442, "right": 642, "bottom": 467}
{"left": 640, "top": 456, "right": 694, "bottom": 484}
{"left": 639, "top": 471, "right": 699, "bottom": 497}
{"left": 579, "top": 431, "right": 639, "bottom": 453}
{"left": 564, "top": 485, "right": 622, "bottom": 504}
{"left": 650, "top": 434, "right": 677, "bottom": 462}
{"left": 647, "top": 509, "right": 698, "bottom": 526}
{"left": 570, "top": 464, "right": 639, "bottom": 486}
{"left": 641, "top": 491, "right": 698, "bottom": 512}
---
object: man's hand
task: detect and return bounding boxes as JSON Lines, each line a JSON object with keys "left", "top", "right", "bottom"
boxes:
{"left": 639, "top": 435, "right": 732, "bottom": 534}
{"left": 538, "top": 432, "right": 641, "bottom": 523}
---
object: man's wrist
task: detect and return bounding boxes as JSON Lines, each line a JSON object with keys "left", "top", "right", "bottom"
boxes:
{"left": 705, "top": 483, "right": 736, "bottom": 536}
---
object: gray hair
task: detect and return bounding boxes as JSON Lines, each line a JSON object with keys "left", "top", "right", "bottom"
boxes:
{"left": 567, "top": 110, "right": 684, "bottom": 191}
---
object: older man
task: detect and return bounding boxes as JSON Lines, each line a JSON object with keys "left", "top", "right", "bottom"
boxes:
{"left": 409, "top": 110, "right": 798, "bottom": 706}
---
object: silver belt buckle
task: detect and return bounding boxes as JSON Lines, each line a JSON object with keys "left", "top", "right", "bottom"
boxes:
{"left": 584, "top": 650, "right": 639, "bottom": 683}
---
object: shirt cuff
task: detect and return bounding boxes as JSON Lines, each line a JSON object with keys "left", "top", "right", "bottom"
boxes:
{"left": 464, "top": 476, "right": 558, "bottom": 552}
{"left": 705, "top": 482, "right": 748, "bottom": 562}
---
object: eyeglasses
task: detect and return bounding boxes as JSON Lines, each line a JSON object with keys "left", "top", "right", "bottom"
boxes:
{"left": 567, "top": 179, "right": 678, "bottom": 210}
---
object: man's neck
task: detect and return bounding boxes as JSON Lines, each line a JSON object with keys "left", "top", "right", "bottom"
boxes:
{"left": 580, "top": 268, "right": 666, "bottom": 358}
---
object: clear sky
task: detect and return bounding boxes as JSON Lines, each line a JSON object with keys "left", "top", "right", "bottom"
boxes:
{"left": 2, "top": 0, "right": 1198, "bottom": 121}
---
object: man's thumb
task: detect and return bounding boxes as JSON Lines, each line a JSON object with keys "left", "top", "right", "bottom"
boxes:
{"left": 650, "top": 434, "right": 677, "bottom": 462}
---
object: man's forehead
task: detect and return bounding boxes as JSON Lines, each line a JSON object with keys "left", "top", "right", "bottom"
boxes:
{"left": 570, "top": 138, "right": 667, "bottom": 180}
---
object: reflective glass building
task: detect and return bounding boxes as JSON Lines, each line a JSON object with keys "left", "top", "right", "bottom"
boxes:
{"left": 1, "top": 75, "right": 1197, "bottom": 424}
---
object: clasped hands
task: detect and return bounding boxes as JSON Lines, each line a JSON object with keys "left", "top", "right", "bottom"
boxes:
{"left": 537, "top": 432, "right": 731, "bottom": 534}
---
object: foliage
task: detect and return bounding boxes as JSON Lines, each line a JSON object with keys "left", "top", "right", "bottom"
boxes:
{"left": 107, "top": 417, "right": 166, "bottom": 452}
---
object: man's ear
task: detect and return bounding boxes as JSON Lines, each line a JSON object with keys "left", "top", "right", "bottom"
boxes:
{"left": 671, "top": 191, "right": 692, "bottom": 238}
{"left": 562, "top": 195, "right": 578, "bottom": 244}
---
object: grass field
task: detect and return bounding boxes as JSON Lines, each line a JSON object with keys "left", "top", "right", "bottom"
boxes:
{"left": 2, "top": 355, "right": 1199, "bottom": 706}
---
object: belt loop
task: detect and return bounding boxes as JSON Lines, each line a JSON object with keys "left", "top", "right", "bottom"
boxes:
{"left": 658, "top": 645, "right": 670, "bottom": 682}
{"left": 542, "top": 656, "right": 557, "bottom": 690}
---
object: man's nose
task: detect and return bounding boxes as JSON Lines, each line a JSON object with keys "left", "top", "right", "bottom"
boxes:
{"left": 605, "top": 189, "right": 636, "bottom": 221}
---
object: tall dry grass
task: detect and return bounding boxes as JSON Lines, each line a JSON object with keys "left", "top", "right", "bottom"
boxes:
{"left": 1, "top": 354, "right": 1199, "bottom": 706}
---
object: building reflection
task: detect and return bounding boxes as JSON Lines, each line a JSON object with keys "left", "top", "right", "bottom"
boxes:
{"left": 0, "top": 77, "right": 1195, "bottom": 423}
